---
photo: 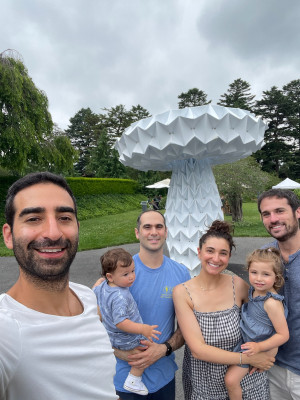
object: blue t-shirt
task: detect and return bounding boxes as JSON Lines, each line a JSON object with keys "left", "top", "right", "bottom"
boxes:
{"left": 93, "top": 281, "right": 144, "bottom": 349}
{"left": 262, "top": 240, "right": 300, "bottom": 375}
{"left": 114, "top": 254, "right": 190, "bottom": 393}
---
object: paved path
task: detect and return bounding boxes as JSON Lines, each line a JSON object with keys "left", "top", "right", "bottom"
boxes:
{"left": 0, "top": 237, "right": 271, "bottom": 293}
{"left": 0, "top": 237, "right": 271, "bottom": 399}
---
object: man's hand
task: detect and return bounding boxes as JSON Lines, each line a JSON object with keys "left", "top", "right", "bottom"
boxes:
{"left": 127, "top": 340, "right": 166, "bottom": 369}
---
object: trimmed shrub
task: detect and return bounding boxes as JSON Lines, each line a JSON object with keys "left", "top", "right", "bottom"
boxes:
{"left": 66, "top": 178, "right": 138, "bottom": 196}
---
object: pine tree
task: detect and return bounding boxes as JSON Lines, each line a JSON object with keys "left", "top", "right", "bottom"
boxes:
{"left": 253, "top": 86, "right": 292, "bottom": 176}
{"left": 218, "top": 78, "right": 255, "bottom": 111}
{"left": 178, "top": 88, "right": 211, "bottom": 109}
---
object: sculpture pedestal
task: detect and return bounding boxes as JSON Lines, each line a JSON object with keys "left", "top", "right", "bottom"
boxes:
{"left": 165, "top": 158, "right": 223, "bottom": 276}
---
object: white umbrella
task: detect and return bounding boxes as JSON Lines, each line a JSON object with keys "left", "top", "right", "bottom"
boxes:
{"left": 146, "top": 178, "right": 170, "bottom": 189}
{"left": 272, "top": 178, "right": 300, "bottom": 189}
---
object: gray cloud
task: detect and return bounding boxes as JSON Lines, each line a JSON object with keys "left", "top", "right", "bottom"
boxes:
{"left": 197, "top": 0, "right": 300, "bottom": 60}
{"left": 1, "top": 0, "right": 299, "bottom": 129}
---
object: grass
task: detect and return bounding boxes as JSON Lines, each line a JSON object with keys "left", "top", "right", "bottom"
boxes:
{"left": 0, "top": 202, "right": 269, "bottom": 257}
{"left": 78, "top": 210, "right": 140, "bottom": 251}
{"left": 225, "top": 203, "right": 269, "bottom": 237}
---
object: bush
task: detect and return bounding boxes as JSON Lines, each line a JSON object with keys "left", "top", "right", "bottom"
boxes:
{"left": 76, "top": 194, "right": 146, "bottom": 220}
{"left": 66, "top": 177, "right": 138, "bottom": 196}
{"left": 159, "top": 196, "right": 167, "bottom": 210}
{"left": 294, "top": 189, "right": 300, "bottom": 201}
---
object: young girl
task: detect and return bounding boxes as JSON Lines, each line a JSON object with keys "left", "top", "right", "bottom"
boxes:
{"left": 93, "top": 248, "right": 161, "bottom": 396}
{"left": 225, "top": 247, "right": 289, "bottom": 400}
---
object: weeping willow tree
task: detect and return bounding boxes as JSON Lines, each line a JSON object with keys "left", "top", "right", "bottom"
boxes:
{"left": 0, "top": 49, "right": 77, "bottom": 175}
{"left": 0, "top": 50, "right": 54, "bottom": 173}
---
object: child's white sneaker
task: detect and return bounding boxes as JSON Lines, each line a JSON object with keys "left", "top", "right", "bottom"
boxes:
{"left": 123, "top": 373, "right": 148, "bottom": 396}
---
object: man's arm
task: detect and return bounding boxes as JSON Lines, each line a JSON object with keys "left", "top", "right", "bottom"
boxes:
{"left": 124, "top": 325, "right": 184, "bottom": 369}
{"left": 165, "top": 324, "right": 185, "bottom": 352}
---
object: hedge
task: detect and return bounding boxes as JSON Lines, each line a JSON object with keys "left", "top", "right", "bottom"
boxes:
{"left": 66, "top": 177, "right": 138, "bottom": 196}
{"left": 0, "top": 176, "right": 139, "bottom": 223}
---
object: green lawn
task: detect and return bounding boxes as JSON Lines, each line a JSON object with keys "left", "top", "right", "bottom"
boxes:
{"left": 0, "top": 202, "right": 269, "bottom": 257}
{"left": 78, "top": 210, "right": 140, "bottom": 251}
{"left": 224, "top": 203, "right": 269, "bottom": 237}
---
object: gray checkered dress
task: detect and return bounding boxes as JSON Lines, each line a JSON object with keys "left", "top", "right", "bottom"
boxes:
{"left": 182, "top": 279, "right": 270, "bottom": 400}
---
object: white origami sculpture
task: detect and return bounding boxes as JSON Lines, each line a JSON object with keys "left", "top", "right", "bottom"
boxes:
{"left": 115, "top": 105, "right": 267, "bottom": 275}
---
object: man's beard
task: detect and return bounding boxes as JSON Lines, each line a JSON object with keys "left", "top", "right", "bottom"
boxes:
{"left": 270, "top": 217, "right": 299, "bottom": 243}
{"left": 12, "top": 236, "right": 78, "bottom": 290}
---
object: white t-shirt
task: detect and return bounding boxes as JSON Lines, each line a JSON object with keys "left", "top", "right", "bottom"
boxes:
{"left": 0, "top": 282, "right": 117, "bottom": 400}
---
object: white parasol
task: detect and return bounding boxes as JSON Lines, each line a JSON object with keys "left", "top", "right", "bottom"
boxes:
{"left": 146, "top": 178, "right": 170, "bottom": 189}
{"left": 272, "top": 178, "right": 300, "bottom": 189}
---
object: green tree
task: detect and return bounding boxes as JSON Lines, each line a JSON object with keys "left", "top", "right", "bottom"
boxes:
{"left": 282, "top": 79, "right": 300, "bottom": 178}
{"left": 86, "top": 129, "right": 127, "bottom": 178}
{"left": 51, "top": 135, "right": 78, "bottom": 175}
{"left": 178, "top": 88, "right": 211, "bottom": 109}
{"left": 65, "top": 108, "right": 102, "bottom": 175}
{"left": 0, "top": 50, "right": 54, "bottom": 173}
{"left": 99, "top": 105, "right": 168, "bottom": 187}
{"left": 283, "top": 79, "right": 300, "bottom": 150}
{"left": 48, "top": 126, "right": 78, "bottom": 175}
{"left": 23, "top": 134, "right": 78, "bottom": 176}
{"left": 130, "top": 104, "right": 151, "bottom": 124}
{"left": 213, "top": 157, "right": 272, "bottom": 222}
{"left": 218, "top": 78, "right": 255, "bottom": 111}
{"left": 253, "top": 86, "right": 292, "bottom": 176}
{"left": 101, "top": 104, "right": 150, "bottom": 142}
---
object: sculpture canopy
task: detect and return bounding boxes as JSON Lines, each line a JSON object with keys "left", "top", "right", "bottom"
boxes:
{"left": 115, "top": 105, "right": 267, "bottom": 275}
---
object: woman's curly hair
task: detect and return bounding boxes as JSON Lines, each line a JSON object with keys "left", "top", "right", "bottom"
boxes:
{"left": 199, "top": 220, "right": 235, "bottom": 254}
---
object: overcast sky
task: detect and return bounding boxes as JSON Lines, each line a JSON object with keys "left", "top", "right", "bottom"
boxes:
{"left": 1, "top": 0, "right": 300, "bottom": 130}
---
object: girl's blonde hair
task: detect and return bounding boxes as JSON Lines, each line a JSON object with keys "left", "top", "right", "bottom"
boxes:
{"left": 246, "top": 247, "right": 284, "bottom": 292}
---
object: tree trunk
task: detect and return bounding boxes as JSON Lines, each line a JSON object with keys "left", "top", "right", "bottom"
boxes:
{"left": 230, "top": 195, "right": 243, "bottom": 222}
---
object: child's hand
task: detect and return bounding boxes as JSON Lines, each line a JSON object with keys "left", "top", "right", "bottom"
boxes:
{"left": 92, "top": 277, "right": 105, "bottom": 288}
{"left": 142, "top": 324, "right": 161, "bottom": 341}
{"left": 241, "top": 341, "right": 260, "bottom": 356}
